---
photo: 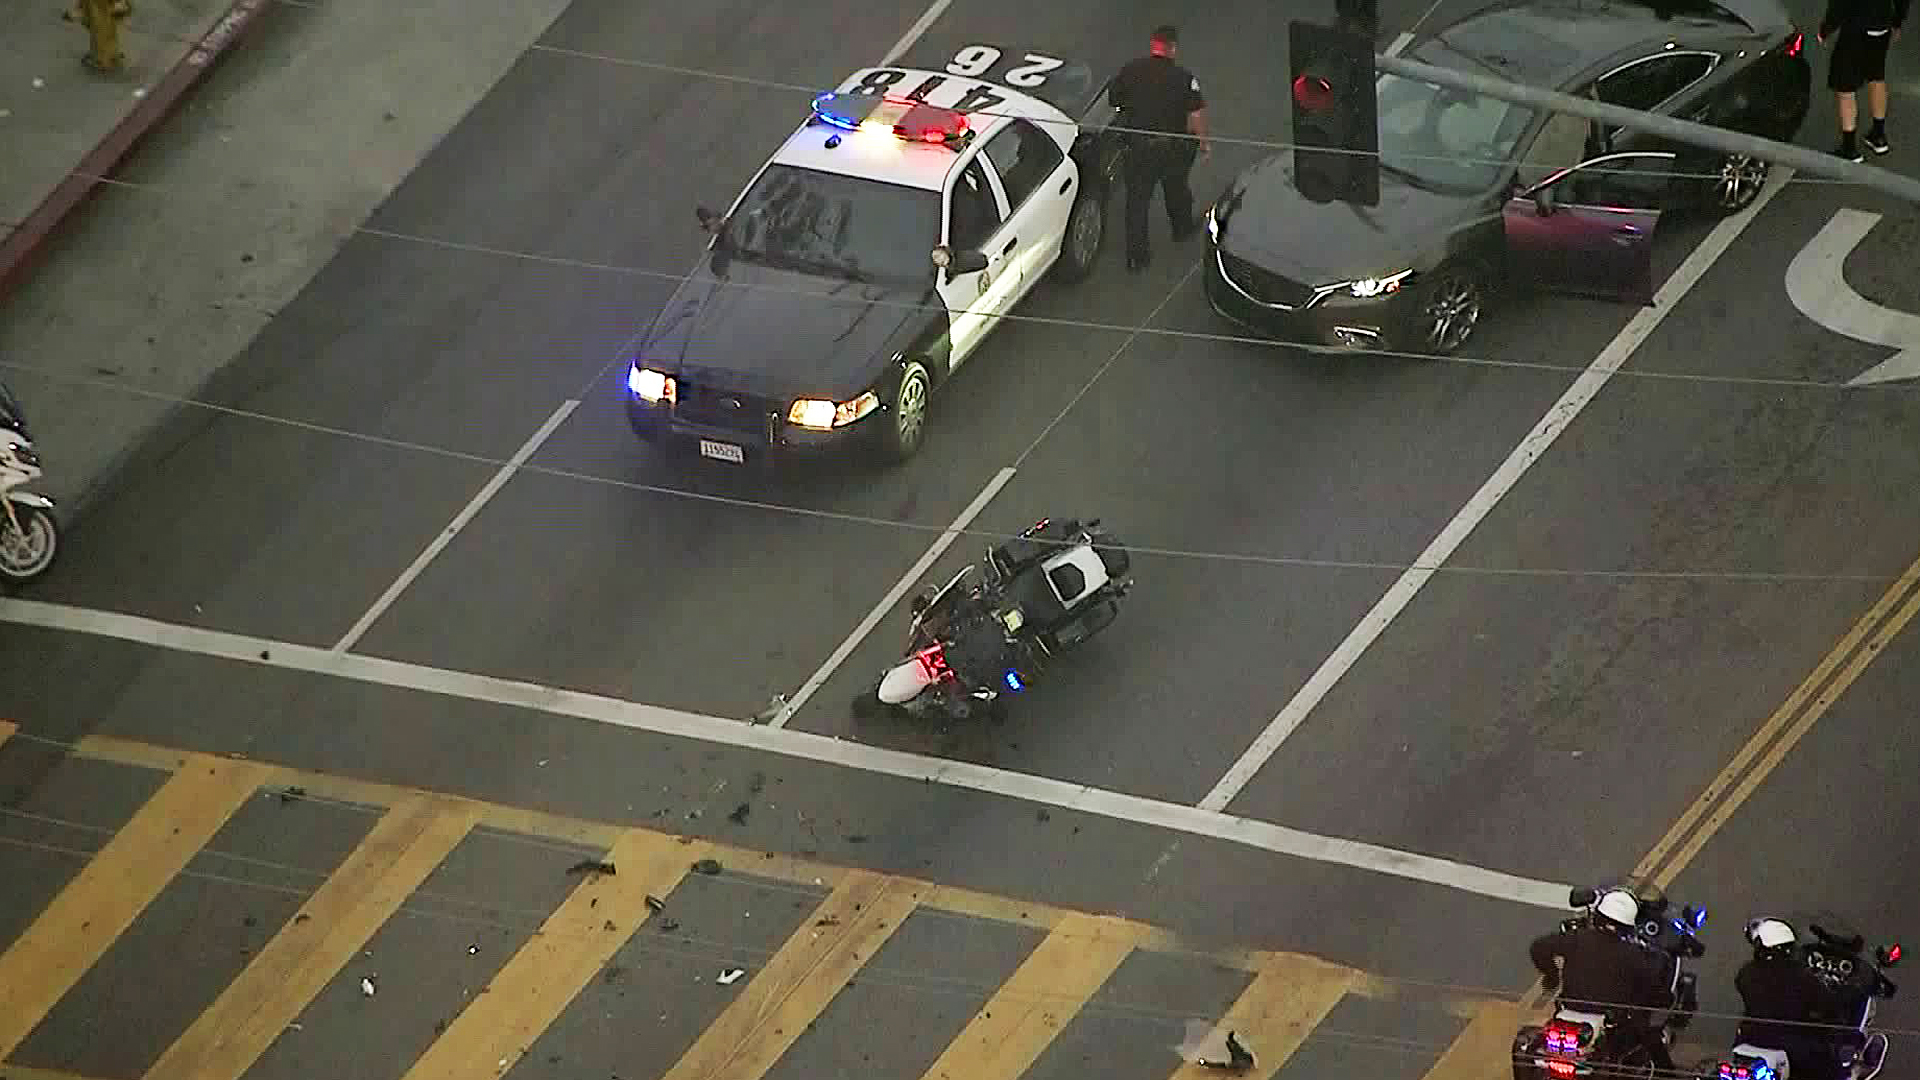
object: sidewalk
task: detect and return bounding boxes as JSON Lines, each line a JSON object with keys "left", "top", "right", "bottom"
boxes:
{"left": 0, "top": 0, "right": 577, "bottom": 515}
{"left": 0, "top": 0, "right": 267, "bottom": 300}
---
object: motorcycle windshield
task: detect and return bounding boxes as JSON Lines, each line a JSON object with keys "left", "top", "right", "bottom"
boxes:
{"left": 0, "top": 380, "right": 25, "bottom": 436}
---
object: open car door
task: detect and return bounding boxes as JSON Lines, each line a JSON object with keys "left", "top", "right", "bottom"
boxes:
{"left": 1503, "top": 151, "right": 1675, "bottom": 305}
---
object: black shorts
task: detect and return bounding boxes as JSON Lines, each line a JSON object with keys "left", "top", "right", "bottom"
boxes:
{"left": 1828, "top": 28, "right": 1893, "bottom": 92}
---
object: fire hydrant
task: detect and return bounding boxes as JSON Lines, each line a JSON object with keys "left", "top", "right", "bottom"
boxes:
{"left": 67, "top": 0, "right": 134, "bottom": 73}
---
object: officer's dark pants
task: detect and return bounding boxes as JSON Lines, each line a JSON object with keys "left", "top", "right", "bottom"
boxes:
{"left": 1122, "top": 135, "right": 1197, "bottom": 263}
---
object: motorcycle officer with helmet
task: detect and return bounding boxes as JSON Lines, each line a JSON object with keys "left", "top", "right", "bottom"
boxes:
{"left": 1529, "top": 888, "right": 1681, "bottom": 1074}
{"left": 1736, "top": 918, "right": 1866, "bottom": 1080}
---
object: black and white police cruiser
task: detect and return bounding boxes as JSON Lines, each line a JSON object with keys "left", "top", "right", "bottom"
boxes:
{"left": 625, "top": 44, "right": 1125, "bottom": 464}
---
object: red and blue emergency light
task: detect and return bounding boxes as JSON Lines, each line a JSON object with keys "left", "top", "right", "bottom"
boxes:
{"left": 810, "top": 91, "right": 972, "bottom": 147}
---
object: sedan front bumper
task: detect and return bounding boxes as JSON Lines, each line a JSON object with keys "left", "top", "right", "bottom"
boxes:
{"left": 1202, "top": 242, "right": 1424, "bottom": 353}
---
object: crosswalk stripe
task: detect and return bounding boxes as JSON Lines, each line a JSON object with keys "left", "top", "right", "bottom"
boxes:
{"left": 398, "top": 828, "right": 705, "bottom": 1080}
{"left": 1416, "top": 998, "right": 1530, "bottom": 1080}
{"left": 1163, "top": 950, "right": 1358, "bottom": 1080}
{"left": 0, "top": 1065, "right": 112, "bottom": 1080}
{"left": 0, "top": 754, "right": 272, "bottom": 1060}
{"left": 142, "top": 795, "right": 478, "bottom": 1080}
{"left": 658, "top": 870, "right": 921, "bottom": 1080}
{"left": 916, "top": 912, "right": 1139, "bottom": 1080}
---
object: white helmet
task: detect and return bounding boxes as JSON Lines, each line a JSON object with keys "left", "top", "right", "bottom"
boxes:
{"left": 1595, "top": 889, "right": 1640, "bottom": 929}
{"left": 1747, "top": 918, "right": 1797, "bottom": 951}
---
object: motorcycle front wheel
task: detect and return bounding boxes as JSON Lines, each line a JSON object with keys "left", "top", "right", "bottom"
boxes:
{"left": 0, "top": 504, "right": 58, "bottom": 584}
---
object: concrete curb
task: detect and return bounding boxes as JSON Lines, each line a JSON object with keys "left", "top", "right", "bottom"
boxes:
{"left": 0, "top": 0, "right": 272, "bottom": 306}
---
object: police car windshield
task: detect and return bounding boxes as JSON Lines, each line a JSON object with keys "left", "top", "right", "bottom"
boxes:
{"left": 1375, "top": 73, "right": 1535, "bottom": 192}
{"left": 725, "top": 165, "right": 939, "bottom": 283}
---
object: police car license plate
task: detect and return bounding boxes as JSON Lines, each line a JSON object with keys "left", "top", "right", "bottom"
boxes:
{"left": 698, "top": 439, "right": 744, "bottom": 464}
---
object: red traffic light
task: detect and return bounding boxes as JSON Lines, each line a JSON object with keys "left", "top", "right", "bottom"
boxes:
{"left": 1292, "top": 73, "right": 1335, "bottom": 112}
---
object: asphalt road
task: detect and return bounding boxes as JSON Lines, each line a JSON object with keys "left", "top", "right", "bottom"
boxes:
{"left": 6, "top": 0, "right": 1920, "bottom": 1076}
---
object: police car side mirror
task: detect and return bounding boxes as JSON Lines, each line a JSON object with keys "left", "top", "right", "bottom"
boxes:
{"left": 696, "top": 207, "right": 723, "bottom": 233}
{"left": 931, "top": 246, "right": 990, "bottom": 275}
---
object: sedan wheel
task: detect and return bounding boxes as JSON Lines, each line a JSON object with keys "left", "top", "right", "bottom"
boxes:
{"left": 1053, "top": 195, "right": 1104, "bottom": 283}
{"left": 1712, "top": 154, "right": 1769, "bottom": 214}
{"left": 1420, "top": 266, "right": 1485, "bottom": 356}
{"left": 881, "top": 361, "right": 931, "bottom": 462}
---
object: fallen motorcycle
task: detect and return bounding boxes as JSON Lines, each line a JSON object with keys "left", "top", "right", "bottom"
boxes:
{"left": 859, "top": 517, "right": 1132, "bottom": 721}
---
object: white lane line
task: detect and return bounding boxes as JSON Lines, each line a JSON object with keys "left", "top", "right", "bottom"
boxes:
{"left": 883, "top": 0, "right": 954, "bottom": 64}
{"left": 766, "top": 465, "right": 1016, "bottom": 728}
{"left": 1386, "top": 31, "right": 1415, "bottom": 55}
{"left": 0, "top": 597, "right": 1572, "bottom": 909}
{"left": 1196, "top": 167, "right": 1796, "bottom": 814}
{"left": 332, "top": 399, "right": 579, "bottom": 653}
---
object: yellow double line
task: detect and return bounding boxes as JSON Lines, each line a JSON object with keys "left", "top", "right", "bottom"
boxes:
{"left": 1505, "top": 548, "right": 1920, "bottom": 1014}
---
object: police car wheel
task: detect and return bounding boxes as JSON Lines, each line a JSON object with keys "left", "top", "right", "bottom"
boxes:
{"left": 1052, "top": 194, "right": 1104, "bottom": 284}
{"left": 879, "top": 361, "right": 931, "bottom": 462}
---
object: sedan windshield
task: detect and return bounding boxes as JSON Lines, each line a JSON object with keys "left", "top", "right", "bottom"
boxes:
{"left": 1376, "top": 73, "right": 1536, "bottom": 192}
{"left": 723, "top": 165, "right": 940, "bottom": 283}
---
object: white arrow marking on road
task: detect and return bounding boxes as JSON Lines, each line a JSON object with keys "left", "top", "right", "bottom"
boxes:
{"left": 1785, "top": 209, "right": 1920, "bottom": 386}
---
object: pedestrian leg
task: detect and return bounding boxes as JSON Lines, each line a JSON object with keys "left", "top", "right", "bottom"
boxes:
{"left": 1122, "top": 143, "right": 1156, "bottom": 269}
{"left": 1163, "top": 140, "right": 1199, "bottom": 241}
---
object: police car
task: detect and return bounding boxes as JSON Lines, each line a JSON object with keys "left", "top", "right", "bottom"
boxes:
{"left": 625, "top": 44, "right": 1124, "bottom": 464}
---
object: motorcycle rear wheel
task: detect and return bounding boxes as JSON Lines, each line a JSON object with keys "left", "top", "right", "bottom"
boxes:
{"left": 0, "top": 504, "right": 57, "bottom": 584}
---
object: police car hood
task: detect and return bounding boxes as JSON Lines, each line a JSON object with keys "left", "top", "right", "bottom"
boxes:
{"left": 1213, "top": 154, "right": 1488, "bottom": 284}
{"left": 638, "top": 255, "right": 935, "bottom": 401}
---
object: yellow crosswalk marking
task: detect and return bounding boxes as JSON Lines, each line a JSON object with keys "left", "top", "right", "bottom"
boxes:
{"left": 0, "top": 754, "right": 271, "bottom": 1060}
{"left": 143, "top": 795, "right": 478, "bottom": 1080}
{"left": 1163, "top": 950, "right": 1358, "bottom": 1080}
{"left": 1417, "top": 998, "right": 1530, "bottom": 1080}
{"left": 916, "top": 912, "right": 1138, "bottom": 1080}
{"left": 399, "top": 828, "right": 705, "bottom": 1080}
{"left": 659, "top": 869, "right": 921, "bottom": 1080}
{"left": 0, "top": 1064, "right": 113, "bottom": 1080}
{"left": 0, "top": 719, "right": 16, "bottom": 747}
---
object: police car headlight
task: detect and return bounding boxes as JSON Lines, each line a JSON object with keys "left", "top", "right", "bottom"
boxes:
{"left": 788, "top": 392, "right": 879, "bottom": 430}
{"left": 1347, "top": 270, "right": 1413, "bottom": 298}
{"left": 628, "top": 365, "right": 674, "bottom": 403}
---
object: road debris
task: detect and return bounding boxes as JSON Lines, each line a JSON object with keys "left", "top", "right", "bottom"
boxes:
{"left": 691, "top": 858, "right": 722, "bottom": 876}
{"left": 716, "top": 968, "right": 745, "bottom": 985}
{"left": 566, "top": 859, "right": 617, "bottom": 877}
{"left": 727, "top": 803, "right": 750, "bottom": 825}
{"left": 645, "top": 895, "right": 666, "bottom": 912}
{"left": 277, "top": 786, "right": 306, "bottom": 803}
{"left": 360, "top": 976, "right": 377, "bottom": 997}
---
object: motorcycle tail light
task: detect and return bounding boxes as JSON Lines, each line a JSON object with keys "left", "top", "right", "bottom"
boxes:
{"left": 1546, "top": 1062, "right": 1576, "bottom": 1077}
{"left": 913, "top": 644, "right": 953, "bottom": 683}
{"left": 1542, "top": 1020, "right": 1593, "bottom": 1055}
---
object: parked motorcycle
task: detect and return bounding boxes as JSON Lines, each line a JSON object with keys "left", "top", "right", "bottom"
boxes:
{"left": 860, "top": 517, "right": 1132, "bottom": 721}
{"left": 1514, "top": 879, "right": 1707, "bottom": 1080}
{"left": 1705, "top": 918, "right": 1899, "bottom": 1080}
{"left": 0, "top": 381, "right": 58, "bottom": 586}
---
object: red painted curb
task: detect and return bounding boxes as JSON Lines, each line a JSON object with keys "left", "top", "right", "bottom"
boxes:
{"left": 0, "top": 0, "right": 271, "bottom": 306}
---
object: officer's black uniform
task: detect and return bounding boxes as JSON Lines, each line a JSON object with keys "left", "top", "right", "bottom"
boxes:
{"left": 1110, "top": 41, "right": 1206, "bottom": 268}
{"left": 1530, "top": 926, "right": 1678, "bottom": 1073}
{"left": 1736, "top": 954, "right": 1865, "bottom": 1080}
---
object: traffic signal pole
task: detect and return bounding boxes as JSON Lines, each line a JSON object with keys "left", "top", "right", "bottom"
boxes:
{"left": 1374, "top": 53, "right": 1920, "bottom": 205}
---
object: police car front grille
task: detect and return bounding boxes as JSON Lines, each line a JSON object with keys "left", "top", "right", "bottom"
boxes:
{"left": 675, "top": 383, "right": 774, "bottom": 437}
{"left": 1218, "top": 251, "right": 1316, "bottom": 309}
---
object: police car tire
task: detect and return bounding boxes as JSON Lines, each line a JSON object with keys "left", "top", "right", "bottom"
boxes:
{"left": 1051, "top": 193, "right": 1104, "bottom": 284}
{"left": 879, "top": 361, "right": 932, "bottom": 462}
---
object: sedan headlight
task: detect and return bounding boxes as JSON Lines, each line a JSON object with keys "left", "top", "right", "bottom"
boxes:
{"left": 627, "top": 365, "right": 675, "bottom": 403}
{"left": 788, "top": 391, "right": 880, "bottom": 430}
{"left": 1347, "top": 269, "right": 1413, "bottom": 298}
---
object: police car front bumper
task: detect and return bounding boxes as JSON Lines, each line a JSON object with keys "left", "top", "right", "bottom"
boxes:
{"left": 1202, "top": 241, "right": 1422, "bottom": 353}
{"left": 626, "top": 392, "right": 884, "bottom": 465}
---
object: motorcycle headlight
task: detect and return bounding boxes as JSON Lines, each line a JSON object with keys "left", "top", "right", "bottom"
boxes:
{"left": 788, "top": 391, "right": 879, "bottom": 430}
{"left": 1347, "top": 269, "right": 1413, "bottom": 298}
{"left": 627, "top": 365, "right": 675, "bottom": 403}
{"left": 1204, "top": 204, "right": 1221, "bottom": 243}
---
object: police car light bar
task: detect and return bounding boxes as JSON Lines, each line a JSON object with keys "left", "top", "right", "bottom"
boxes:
{"left": 810, "top": 92, "right": 971, "bottom": 146}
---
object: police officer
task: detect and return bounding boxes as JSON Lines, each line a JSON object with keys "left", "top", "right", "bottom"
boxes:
{"left": 1110, "top": 25, "right": 1210, "bottom": 271}
{"left": 1529, "top": 890, "right": 1680, "bottom": 1075}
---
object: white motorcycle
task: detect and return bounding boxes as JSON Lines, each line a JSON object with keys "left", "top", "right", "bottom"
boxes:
{"left": 0, "top": 382, "right": 59, "bottom": 586}
{"left": 1707, "top": 919, "right": 1899, "bottom": 1080}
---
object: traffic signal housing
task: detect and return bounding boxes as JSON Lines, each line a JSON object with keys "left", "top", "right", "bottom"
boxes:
{"left": 1288, "top": 19, "right": 1379, "bottom": 206}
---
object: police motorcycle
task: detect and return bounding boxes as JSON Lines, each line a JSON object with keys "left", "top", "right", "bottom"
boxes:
{"left": 1705, "top": 917, "right": 1900, "bottom": 1080}
{"left": 0, "top": 380, "right": 58, "bottom": 586}
{"left": 1516, "top": 879, "right": 1708, "bottom": 1080}
{"left": 860, "top": 518, "right": 1132, "bottom": 721}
